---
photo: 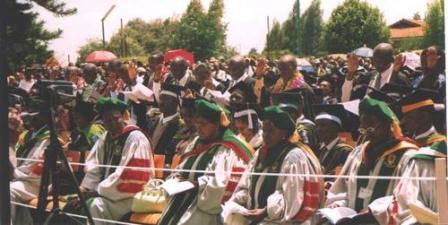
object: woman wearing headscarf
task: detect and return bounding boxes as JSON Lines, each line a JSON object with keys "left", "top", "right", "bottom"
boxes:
{"left": 223, "top": 106, "right": 324, "bottom": 225}
{"left": 158, "top": 99, "right": 254, "bottom": 225}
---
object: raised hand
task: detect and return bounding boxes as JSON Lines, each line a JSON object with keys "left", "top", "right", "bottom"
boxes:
{"left": 346, "top": 54, "right": 359, "bottom": 80}
{"left": 393, "top": 53, "right": 406, "bottom": 73}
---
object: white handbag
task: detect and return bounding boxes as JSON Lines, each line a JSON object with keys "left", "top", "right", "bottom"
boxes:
{"left": 132, "top": 179, "right": 168, "bottom": 213}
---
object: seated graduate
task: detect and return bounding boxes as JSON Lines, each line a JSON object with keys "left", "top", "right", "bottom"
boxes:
{"left": 76, "top": 97, "right": 154, "bottom": 225}
{"left": 326, "top": 97, "right": 419, "bottom": 224}
{"left": 313, "top": 104, "right": 353, "bottom": 180}
{"left": 271, "top": 90, "right": 320, "bottom": 154}
{"left": 10, "top": 98, "right": 50, "bottom": 225}
{"left": 146, "top": 83, "right": 183, "bottom": 165}
{"left": 61, "top": 99, "right": 105, "bottom": 194}
{"left": 158, "top": 99, "right": 254, "bottom": 225}
{"left": 368, "top": 141, "right": 446, "bottom": 225}
{"left": 173, "top": 97, "right": 198, "bottom": 157}
{"left": 231, "top": 102, "right": 264, "bottom": 150}
{"left": 223, "top": 105, "right": 324, "bottom": 225}
{"left": 69, "top": 99, "right": 105, "bottom": 152}
{"left": 399, "top": 88, "right": 446, "bottom": 147}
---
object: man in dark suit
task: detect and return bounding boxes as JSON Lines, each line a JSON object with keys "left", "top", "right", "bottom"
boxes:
{"left": 207, "top": 55, "right": 255, "bottom": 106}
{"left": 146, "top": 83, "right": 183, "bottom": 164}
{"left": 341, "top": 43, "right": 411, "bottom": 102}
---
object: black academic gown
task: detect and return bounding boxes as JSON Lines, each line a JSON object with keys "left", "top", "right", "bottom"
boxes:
{"left": 146, "top": 114, "right": 181, "bottom": 164}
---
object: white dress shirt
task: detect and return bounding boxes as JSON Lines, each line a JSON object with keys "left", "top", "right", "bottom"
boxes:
{"left": 341, "top": 65, "right": 394, "bottom": 102}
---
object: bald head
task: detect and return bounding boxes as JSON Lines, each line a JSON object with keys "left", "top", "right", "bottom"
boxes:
{"left": 83, "top": 63, "right": 97, "bottom": 84}
{"left": 170, "top": 57, "right": 189, "bottom": 80}
{"left": 373, "top": 43, "right": 394, "bottom": 72}
{"left": 278, "top": 54, "right": 297, "bottom": 80}
{"left": 227, "top": 55, "right": 246, "bottom": 80}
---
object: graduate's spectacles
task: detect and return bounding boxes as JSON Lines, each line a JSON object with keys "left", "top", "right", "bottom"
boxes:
{"left": 358, "top": 125, "right": 379, "bottom": 135}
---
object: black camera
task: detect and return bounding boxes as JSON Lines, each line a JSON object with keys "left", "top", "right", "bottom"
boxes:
{"left": 31, "top": 80, "right": 76, "bottom": 105}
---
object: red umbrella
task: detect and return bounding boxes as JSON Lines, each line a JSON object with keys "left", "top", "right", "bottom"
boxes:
{"left": 85, "top": 50, "right": 117, "bottom": 63}
{"left": 164, "top": 49, "right": 194, "bottom": 65}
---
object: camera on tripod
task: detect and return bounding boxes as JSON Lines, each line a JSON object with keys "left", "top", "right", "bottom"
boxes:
{"left": 31, "top": 79, "right": 96, "bottom": 224}
{"left": 31, "top": 80, "right": 76, "bottom": 106}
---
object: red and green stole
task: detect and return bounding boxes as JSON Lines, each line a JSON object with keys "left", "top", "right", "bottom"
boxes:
{"left": 354, "top": 139, "right": 418, "bottom": 211}
{"left": 159, "top": 129, "right": 253, "bottom": 225}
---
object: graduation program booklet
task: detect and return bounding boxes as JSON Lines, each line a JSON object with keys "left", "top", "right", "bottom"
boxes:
{"left": 318, "top": 207, "right": 357, "bottom": 224}
{"left": 161, "top": 179, "right": 195, "bottom": 196}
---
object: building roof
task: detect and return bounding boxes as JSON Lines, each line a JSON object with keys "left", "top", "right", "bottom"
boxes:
{"left": 389, "top": 19, "right": 427, "bottom": 39}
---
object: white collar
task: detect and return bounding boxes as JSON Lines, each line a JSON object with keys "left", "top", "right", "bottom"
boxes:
{"left": 233, "top": 72, "right": 249, "bottom": 86}
{"left": 249, "top": 129, "right": 264, "bottom": 148}
{"left": 212, "top": 78, "right": 220, "bottom": 86}
{"left": 296, "top": 115, "right": 306, "bottom": 124}
{"left": 161, "top": 113, "right": 179, "bottom": 125}
{"left": 324, "top": 137, "right": 340, "bottom": 150}
{"left": 380, "top": 65, "right": 394, "bottom": 82}
{"left": 179, "top": 70, "right": 191, "bottom": 86}
{"left": 414, "top": 126, "right": 436, "bottom": 140}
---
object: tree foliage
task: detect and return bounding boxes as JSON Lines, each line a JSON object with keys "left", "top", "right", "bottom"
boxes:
{"left": 4, "top": 0, "right": 76, "bottom": 73}
{"left": 170, "top": 0, "right": 227, "bottom": 61}
{"left": 264, "top": 0, "right": 324, "bottom": 56}
{"left": 300, "top": 0, "right": 323, "bottom": 55}
{"left": 424, "top": 0, "right": 445, "bottom": 48}
{"left": 324, "top": 0, "right": 389, "bottom": 53}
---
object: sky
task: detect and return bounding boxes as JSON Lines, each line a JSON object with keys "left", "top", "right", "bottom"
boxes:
{"left": 35, "top": 0, "right": 433, "bottom": 65}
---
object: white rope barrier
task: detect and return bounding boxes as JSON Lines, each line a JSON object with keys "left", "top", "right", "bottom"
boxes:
{"left": 15, "top": 157, "right": 446, "bottom": 181}
{"left": 10, "top": 201, "right": 140, "bottom": 225}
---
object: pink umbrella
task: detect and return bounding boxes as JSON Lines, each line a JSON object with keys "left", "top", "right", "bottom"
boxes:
{"left": 164, "top": 49, "right": 195, "bottom": 65}
{"left": 85, "top": 50, "right": 117, "bottom": 63}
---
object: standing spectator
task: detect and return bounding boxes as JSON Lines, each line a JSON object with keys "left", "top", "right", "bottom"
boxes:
{"left": 341, "top": 43, "right": 411, "bottom": 102}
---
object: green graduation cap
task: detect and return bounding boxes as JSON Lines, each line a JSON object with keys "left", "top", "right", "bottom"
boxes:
{"left": 96, "top": 97, "right": 128, "bottom": 114}
{"left": 359, "top": 97, "right": 403, "bottom": 138}
{"left": 262, "top": 105, "right": 295, "bottom": 135}
{"left": 194, "top": 98, "right": 230, "bottom": 127}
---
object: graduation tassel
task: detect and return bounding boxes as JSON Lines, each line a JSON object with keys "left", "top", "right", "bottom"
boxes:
{"left": 391, "top": 121, "right": 403, "bottom": 139}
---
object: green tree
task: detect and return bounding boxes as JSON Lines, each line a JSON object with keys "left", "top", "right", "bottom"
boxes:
{"left": 109, "top": 35, "right": 145, "bottom": 57}
{"left": 5, "top": 0, "right": 76, "bottom": 73}
{"left": 424, "top": 0, "right": 444, "bottom": 48}
{"left": 300, "top": 0, "right": 323, "bottom": 56}
{"left": 324, "top": 0, "right": 389, "bottom": 53}
{"left": 206, "top": 0, "right": 227, "bottom": 56}
{"left": 268, "top": 20, "right": 287, "bottom": 51}
{"left": 281, "top": 0, "right": 301, "bottom": 54}
{"left": 170, "top": 0, "right": 226, "bottom": 61}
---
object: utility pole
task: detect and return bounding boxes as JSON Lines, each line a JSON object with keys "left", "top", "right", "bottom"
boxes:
{"left": 101, "top": 4, "right": 116, "bottom": 47}
{"left": 266, "top": 16, "right": 270, "bottom": 59}
{"left": 0, "top": 0, "right": 11, "bottom": 224}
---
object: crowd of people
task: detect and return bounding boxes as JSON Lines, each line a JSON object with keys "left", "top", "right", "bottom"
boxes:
{"left": 7, "top": 43, "right": 447, "bottom": 225}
